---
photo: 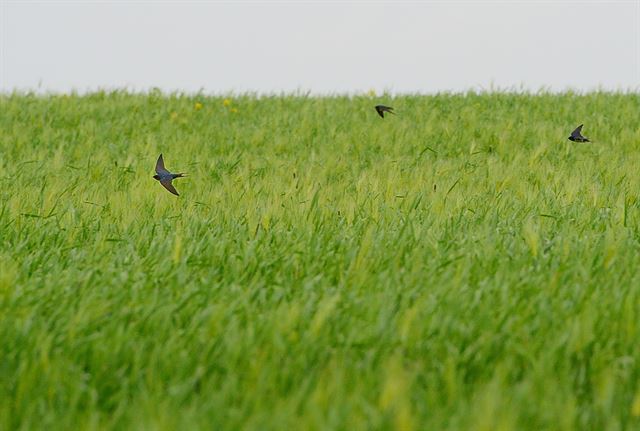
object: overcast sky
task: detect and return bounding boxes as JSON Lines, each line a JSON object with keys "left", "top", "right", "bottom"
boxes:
{"left": 1, "top": 1, "right": 639, "bottom": 94}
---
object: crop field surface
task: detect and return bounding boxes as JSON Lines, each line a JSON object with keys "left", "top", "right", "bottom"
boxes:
{"left": 1, "top": 92, "right": 640, "bottom": 430}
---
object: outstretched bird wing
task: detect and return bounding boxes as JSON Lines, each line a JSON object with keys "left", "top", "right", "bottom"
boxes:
{"left": 375, "top": 105, "right": 394, "bottom": 118}
{"left": 160, "top": 179, "right": 179, "bottom": 196}
{"left": 156, "top": 154, "right": 170, "bottom": 175}
{"left": 571, "top": 124, "right": 584, "bottom": 138}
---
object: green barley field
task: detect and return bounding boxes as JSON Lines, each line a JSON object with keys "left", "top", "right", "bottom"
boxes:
{"left": 1, "top": 91, "right": 639, "bottom": 430}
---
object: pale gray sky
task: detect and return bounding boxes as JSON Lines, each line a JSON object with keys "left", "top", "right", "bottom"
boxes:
{"left": 1, "top": 1, "right": 639, "bottom": 94}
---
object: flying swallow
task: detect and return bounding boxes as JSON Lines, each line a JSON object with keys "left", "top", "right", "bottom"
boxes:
{"left": 153, "top": 154, "right": 185, "bottom": 196}
{"left": 375, "top": 105, "right": 395, "bottom": 118}
{"left": 568, "top": 124, "right": 590, "bottom": 142}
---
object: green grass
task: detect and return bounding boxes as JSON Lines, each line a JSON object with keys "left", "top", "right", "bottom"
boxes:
{"left": 1, "top": 91, "right": 640, "bottom": 430}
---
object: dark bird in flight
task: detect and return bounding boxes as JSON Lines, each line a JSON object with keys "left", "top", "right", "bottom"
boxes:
{"left": 568, "top": 124, "right": 590, "bottom": 142}
{"left": 153, "top": 154, "right": 185, "bottom": 196}
{"left": 375, "top": 105, "right": 395, "bottom": 118}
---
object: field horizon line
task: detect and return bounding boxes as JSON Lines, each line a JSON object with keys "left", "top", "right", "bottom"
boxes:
{"left": 1, "top": 86, "right": 639, "bottom": 99}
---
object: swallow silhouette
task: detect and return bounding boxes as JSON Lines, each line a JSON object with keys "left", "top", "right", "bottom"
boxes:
{"left": 375, "top": 105, "right": 395, "bottom": 118}
{"left": 153, "top": 154, "right": 185, "bottom": 196}
{"left": 568, "top": 124, "right": 590, "bottom": 142}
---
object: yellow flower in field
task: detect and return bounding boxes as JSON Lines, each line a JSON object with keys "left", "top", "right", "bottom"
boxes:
{"left": 170, "top": 111, "right": 178, "bottom": 120}
{"left": 223, "top": 98, "right": 232, "bottom": 107}
{"left": 367, "top": 89, "right": 376, "bottom": 97}
{"left": 230, "top": 107, "right": 238, "bottom": 114}
{"left": 194, "top": 102, "right": 203, "bottom": 110}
